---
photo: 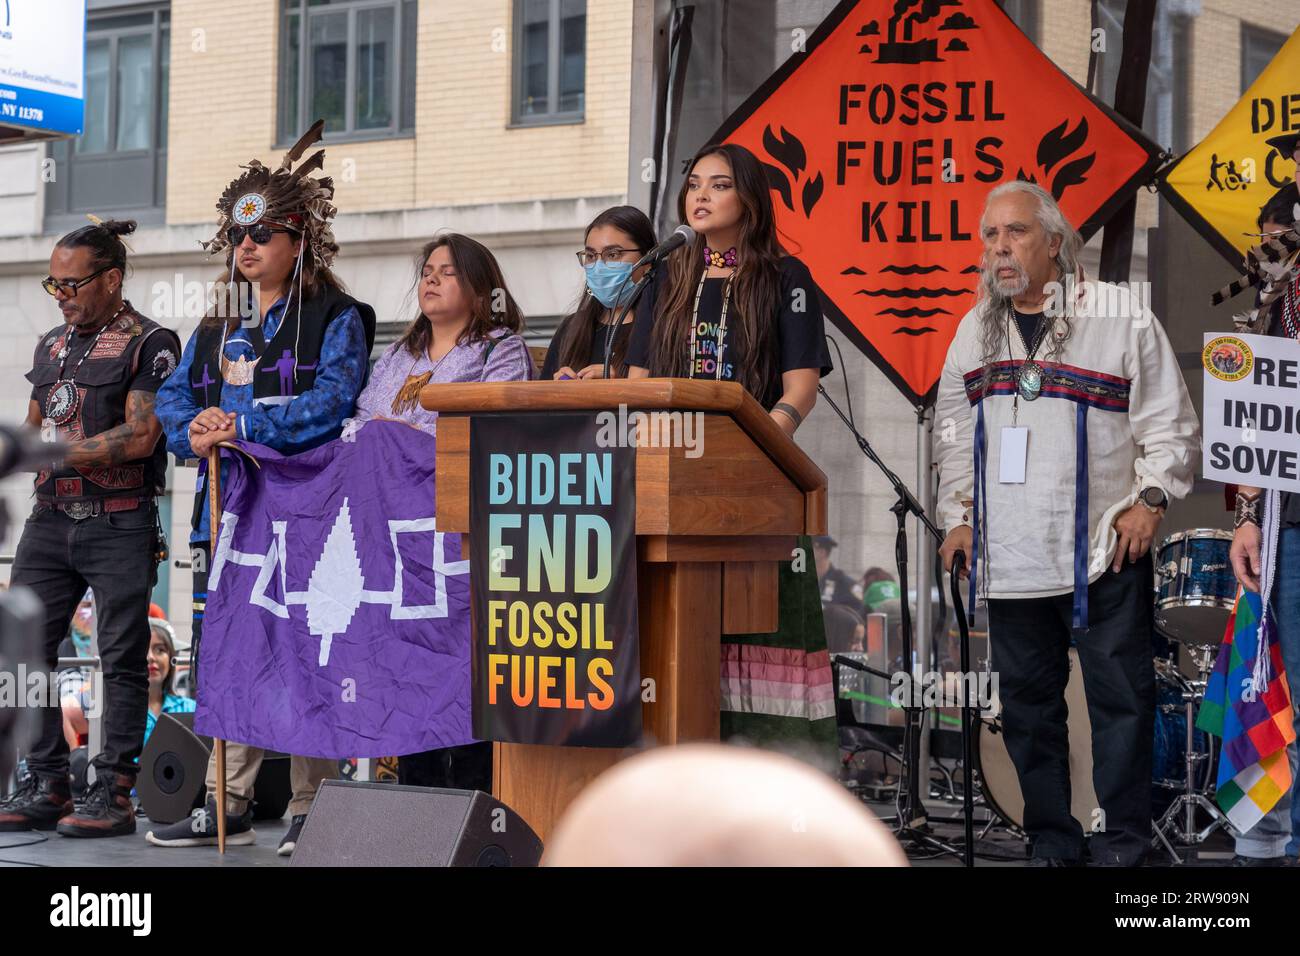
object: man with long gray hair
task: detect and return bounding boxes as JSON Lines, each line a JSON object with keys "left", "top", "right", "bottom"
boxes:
{"left": 933, "top": 181, "right": 1199, "bottom": 866}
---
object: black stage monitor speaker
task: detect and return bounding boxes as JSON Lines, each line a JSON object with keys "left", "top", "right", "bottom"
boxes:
{"left": 137, "top": 712, "right": 209, "bottom": 824}
{"left": 290, "top": 780, "right": 543, "bottom": 867}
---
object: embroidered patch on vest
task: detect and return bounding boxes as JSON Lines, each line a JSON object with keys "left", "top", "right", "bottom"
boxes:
{"left": 79, "top": 464, "right": 144, "bottom": 490}
{"left": 89, "top": 331, "right": 134, "bottom": 359}
{"left": 55, "top": 478, "right": 83, "bottom": 498}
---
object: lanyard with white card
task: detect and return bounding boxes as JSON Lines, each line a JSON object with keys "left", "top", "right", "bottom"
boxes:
{"left": 999, "top": 425, "right": 1028, "bottom": 483}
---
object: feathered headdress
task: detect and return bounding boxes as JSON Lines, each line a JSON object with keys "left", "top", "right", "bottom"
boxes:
{"left": 201, "top": 120, "right": 339, "bottom": 269}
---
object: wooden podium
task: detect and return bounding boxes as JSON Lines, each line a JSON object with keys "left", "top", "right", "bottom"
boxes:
{"left": 420, "top": 379, "right": 827, "bottom": 842}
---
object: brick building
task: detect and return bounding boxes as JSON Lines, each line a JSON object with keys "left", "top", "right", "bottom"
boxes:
{"left": 0, "top": 0, "right": 1295, "bottom": 638}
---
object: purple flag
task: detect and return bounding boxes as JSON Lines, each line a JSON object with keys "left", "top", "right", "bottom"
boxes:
{"left": 194, "top": 421, "right": 474, "bottom": 758}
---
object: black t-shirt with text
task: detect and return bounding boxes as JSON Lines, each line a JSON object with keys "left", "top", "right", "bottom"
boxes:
{"left": 540, "top": 315, "right": 633, "bottom": 380}
{"left": 626, "top": 255, "right": 832, "bottom": 409}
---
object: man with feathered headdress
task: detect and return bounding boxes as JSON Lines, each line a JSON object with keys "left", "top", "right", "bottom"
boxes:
{"left": 150, "top": 121, "right": 376, "bottom": 855}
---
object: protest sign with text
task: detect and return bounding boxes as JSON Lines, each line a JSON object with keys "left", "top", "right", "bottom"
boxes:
{"left": 1203, "top": 332, "right": 1300, "bottom": 493}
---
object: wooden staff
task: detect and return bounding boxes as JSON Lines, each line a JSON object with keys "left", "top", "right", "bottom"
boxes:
{"left": 207, "top": 445, "right": 227, "bottom": 854}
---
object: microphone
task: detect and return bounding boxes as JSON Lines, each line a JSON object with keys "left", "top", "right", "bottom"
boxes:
{"left": 0, "top": 423, "right": 67, "bottom": 479}
{"left": 599, "top": 225, "right": 695, "bottom": 379}
{"left": 630, "top": 224, "right": 696, "bottom": 269}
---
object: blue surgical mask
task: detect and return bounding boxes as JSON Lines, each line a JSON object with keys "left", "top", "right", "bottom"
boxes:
{"left": 584, "top": 260, "right": 637, "bottom": 309}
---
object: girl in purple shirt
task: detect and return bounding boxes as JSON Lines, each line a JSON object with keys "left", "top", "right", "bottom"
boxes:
{"left": 349, "top": 233, "right": 531, "bottom": 792}
{"left": 346, "top": 233, "right": 533, "bottom": 441}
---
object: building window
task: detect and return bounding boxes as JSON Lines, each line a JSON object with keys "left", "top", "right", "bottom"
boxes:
{"left": 512, "top": 0, "right": 586, "bottom": 126}
{"left": 1241, "top": 23, "right": 1286, "bottom": 94}
{"left": 1000, "top": 0, "right": 1040, "bottom": 45}
{"left": 279, "top": 0, "right": 417, "bottom": 143}
{"left": 44, "top": 7, "right": 170, "bottom": 228}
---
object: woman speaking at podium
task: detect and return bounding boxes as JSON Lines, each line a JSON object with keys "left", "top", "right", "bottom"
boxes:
{"left": 626, "top": 143, "right": 836, "bottom": 757}
{"left": 540, "top": 206, "right": 656, "bottom": 380}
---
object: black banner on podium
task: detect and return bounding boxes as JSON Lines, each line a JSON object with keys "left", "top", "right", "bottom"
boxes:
{"left": 469, "top": 413, "right": 641, "bottom": 747}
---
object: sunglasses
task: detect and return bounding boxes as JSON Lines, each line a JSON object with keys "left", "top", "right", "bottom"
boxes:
{"left": 41, "top": 265, "right": 113, "bottom": 297}
{"left": 226, "top": 224, "right": 298, "bottom": 247}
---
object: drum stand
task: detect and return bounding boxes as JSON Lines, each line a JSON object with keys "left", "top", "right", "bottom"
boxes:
{"left": 1151, "top": 645, "right": 1238, "bottom": 863}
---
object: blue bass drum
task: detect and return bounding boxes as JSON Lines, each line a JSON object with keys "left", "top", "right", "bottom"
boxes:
{"left": 1153, "top": 529, "right": 1236, "bottom": 645}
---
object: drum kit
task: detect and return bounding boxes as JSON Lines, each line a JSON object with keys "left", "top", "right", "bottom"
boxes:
{"left": 972, "top": 528, "right": 1239, "bottom": 860}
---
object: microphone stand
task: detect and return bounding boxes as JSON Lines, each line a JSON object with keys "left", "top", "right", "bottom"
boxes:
{"left": 601, "top": 229, "right": 693, "bottom": 379}
{"left": 602, "top": 271, "right": 654, "bottom": 380}
{"left": 817, "top": 382, "right": 978, "bottom": 865}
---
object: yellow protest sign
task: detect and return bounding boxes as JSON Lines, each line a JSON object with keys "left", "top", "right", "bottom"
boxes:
{"left": 1159, "top": 25, "right": 1300, "bottom": 263}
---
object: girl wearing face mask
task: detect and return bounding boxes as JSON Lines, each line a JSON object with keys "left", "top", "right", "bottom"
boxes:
{"left": 540, "top": 206, "right": 656, "bottom": 380}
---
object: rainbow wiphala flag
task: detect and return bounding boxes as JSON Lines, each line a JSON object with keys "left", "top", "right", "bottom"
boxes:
{"left": 1196, "top": 590, "right": 1295, "bottom": 833}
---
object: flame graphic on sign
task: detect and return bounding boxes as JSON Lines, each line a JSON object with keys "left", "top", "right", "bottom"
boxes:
{"left": 306, "top": 499, "right": 365, "bottom": 666}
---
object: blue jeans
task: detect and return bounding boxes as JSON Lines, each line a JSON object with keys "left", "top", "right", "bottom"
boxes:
{"left": 1235, "top": 526, "right": 1300, "bottom": 859}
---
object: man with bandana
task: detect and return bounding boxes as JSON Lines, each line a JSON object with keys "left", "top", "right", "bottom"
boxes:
{"left": 149, "top": 121, "right": 375, "bottom": 855}
{"left": 0, "top": 219, "right": 180, "bottom": 839}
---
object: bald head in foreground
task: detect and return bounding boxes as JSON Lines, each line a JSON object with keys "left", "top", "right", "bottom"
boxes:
{"left": 544, "top": 744, "right": 907, "bottom": 866}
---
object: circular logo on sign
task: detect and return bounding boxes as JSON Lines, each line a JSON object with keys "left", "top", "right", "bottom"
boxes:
{"left": 1203, "top": 336, "right": 1252, "bottom": 382}
{"left": 232, "top": 193, "right": 267, "bottom": 226}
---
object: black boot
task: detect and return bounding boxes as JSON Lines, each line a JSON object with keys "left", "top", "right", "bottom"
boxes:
{"left": 56, "top": 772, "right": 137, "bottom": 838}
{"left": 0, "top": 774, "right": 74, "bottom": 832}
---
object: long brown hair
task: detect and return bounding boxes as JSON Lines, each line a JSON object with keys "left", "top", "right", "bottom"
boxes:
{"left": 149, "top": 619, "right": 180, "bottom": 697}
{"left": 648, "top": 143, "right": 783, "bottom": 402}
{"left": 555, "top": 206, "right": 657, "bottom": 376}
{"left": 201, "top": 233, "right": 347, "bottom": 331}
{"left": 393, "top": 233, "right": 525, "bottom": 358}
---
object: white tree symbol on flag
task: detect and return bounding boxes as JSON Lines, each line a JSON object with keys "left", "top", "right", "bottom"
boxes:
{"left": 208, "top": 499, "right": 469, "bottom": 667}
{"left": 306, "top": 499, "right": 365, "bottom": 666}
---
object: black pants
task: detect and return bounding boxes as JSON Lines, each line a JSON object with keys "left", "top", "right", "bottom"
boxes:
{"left": 190, "top": 540, "right": 209, "bottom": 694}
{"left": 986, "top": 554, "right": 1155, "bottom": 865}
{"left": 398, "top": 743, "right": 493, "bottom": 793}
{"left": 12, "top": 505, "right": 157, "bottom": 779}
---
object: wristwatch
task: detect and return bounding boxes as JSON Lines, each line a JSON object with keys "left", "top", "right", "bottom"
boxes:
{"left": 1138, "top": 486, "right": 1168, "bottom": 513}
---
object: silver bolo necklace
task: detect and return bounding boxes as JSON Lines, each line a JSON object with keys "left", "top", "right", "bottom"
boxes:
{"left": 1007, "top": 307, "right": 1051, "bottom": 403}
{"left": 43, "top": 302, "right": 129, "bottom": 426}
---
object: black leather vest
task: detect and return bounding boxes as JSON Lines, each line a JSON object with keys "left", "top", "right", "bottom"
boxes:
{"left": 188, "top": 286, "right": 377, "bottom": 409}
{"left": 27, "top": 304, "right": 180, "bottom": 501}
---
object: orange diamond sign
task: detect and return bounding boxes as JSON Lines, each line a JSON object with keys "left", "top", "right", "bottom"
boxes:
{"left": 714, "top": 0, "right": 1163, "bottom": 406}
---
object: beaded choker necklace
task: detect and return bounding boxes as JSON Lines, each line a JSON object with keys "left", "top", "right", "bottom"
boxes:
{"left": 704, "top": 246, "right": 737, "bottom": 269}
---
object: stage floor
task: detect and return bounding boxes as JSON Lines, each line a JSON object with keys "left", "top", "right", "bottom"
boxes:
{"left": 0, "top": 815, "right": 292, "bottom": 868}
{"left": 0, "top": 799, "right": 1240, "bottom": 867}
{"left": 861, "top": 797, "right": 1240, "bottom": 867}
